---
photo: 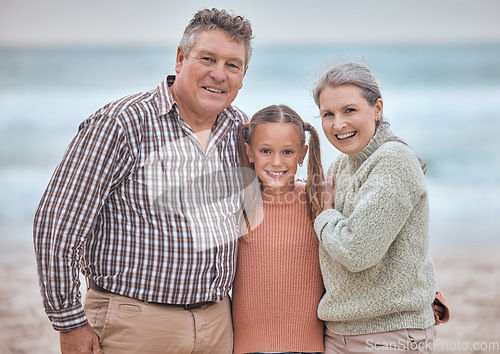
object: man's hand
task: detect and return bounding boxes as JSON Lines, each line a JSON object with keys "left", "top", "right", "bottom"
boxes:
{"left": 60, "top": 325, "right": 103, "bottom": 354}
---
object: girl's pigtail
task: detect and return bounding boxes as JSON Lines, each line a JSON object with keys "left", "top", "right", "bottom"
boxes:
{"left": 237, "top": 123, "right": 251, "bottom": 169}
{"left": 237, "top": 122, "right": 259, "bottom": 240}
{"left": 304, "top": 122, "right": 324, "bottom": 223}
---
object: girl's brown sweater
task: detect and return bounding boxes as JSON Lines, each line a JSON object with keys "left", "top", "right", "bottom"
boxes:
{"left": 232, "top": 183, "right": 325, "bottom": 354}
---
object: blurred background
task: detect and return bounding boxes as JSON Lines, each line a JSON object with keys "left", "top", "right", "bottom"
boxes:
{"left": 1, "top": 0, "right": 499, "bottom": 353}
{"left": 1, "top": 0, "right": 499, "bottom": 247}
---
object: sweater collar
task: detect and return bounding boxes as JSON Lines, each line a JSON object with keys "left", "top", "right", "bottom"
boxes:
{"left": 347, "top": 123, "right": 393, "bottom": 171}
{"left": 261, "top": 182, "right": 306, "bottom": 205}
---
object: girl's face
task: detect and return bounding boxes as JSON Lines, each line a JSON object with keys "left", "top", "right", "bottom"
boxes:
{"left": 319, "top": 84, "right": 383, "bottom": 155}
{"left": 245, "top": 122, "right": 307, "bottom": 196}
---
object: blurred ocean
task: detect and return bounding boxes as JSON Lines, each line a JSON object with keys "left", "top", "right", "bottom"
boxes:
{"left": 1, "top": 45, "right": 499, "bottom": 248}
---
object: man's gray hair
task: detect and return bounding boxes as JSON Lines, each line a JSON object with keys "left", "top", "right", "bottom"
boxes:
{"left": 179, "top": 8, "right": 253, "bottom": 70}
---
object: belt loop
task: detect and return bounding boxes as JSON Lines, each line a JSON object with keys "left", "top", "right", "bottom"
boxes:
{"left": 85, "top": 276, "right": 90, "bottom": 291}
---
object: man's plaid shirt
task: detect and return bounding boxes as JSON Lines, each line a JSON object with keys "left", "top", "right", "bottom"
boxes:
{"left": 34, "top": 76, "right": 248, "bottom": 331}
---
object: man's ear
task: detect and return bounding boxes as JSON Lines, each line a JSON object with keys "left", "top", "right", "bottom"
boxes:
{"left": 239, "top": 67, "right": 248, "bottom": 90}
{"left": 175, "top": 47, "right": 184, "bottom": 74}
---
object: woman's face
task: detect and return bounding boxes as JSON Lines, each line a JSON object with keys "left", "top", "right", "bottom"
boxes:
{"left": 319, "top": 84, "right": 383, "bottom": 155}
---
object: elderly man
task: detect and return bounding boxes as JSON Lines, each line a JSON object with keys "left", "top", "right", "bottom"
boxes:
{"left": 34, "top": 8, "right": 253, "bottom": 353}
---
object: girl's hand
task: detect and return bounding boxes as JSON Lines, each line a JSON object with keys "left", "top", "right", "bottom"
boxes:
{"left": 322, "top": 174, "right": 336, "bottom": 210}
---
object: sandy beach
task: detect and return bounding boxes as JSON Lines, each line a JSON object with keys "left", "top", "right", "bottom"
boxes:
{"left": 1, "top": 227, "right": 499, "bottom": 354}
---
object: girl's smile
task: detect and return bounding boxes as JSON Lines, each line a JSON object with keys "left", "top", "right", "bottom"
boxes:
{"left": 266, "top": 170, "right": 286, "bottom": 177}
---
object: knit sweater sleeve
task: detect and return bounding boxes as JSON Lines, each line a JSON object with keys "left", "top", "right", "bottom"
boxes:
{"left": 314, "top": 143, "right": 427, "bottom": 272}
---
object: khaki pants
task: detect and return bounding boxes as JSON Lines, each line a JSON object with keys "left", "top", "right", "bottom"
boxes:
{"left": 324, "top": 326, "right": 436, "bottom": 354}
{"left": 83, "top": 288, "right": 233, "bottom": 354}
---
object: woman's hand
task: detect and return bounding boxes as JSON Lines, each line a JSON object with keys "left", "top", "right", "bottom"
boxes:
{"left": 322, "top": 174, "right": 336, "bottom": 210}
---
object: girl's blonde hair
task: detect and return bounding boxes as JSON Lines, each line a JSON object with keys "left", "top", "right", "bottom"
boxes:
{"left": 237, "top": 105, "right": 324, "bottom": 229}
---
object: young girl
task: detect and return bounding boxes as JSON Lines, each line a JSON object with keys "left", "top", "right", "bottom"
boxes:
{"left": 312, "top": 62, "right": 442, "bottom": 353}
{"left": 231, "top": 104, "right": 325, "bottom": 354}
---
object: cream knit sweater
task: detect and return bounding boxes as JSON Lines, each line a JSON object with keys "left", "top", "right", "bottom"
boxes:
{"left": 314, "top": 125, "right": 436, "bottom": 336}
{"left": 232, "top": 183, "right": 325, "bottom": 354}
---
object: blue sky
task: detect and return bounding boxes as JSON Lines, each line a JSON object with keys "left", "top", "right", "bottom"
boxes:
{"left": 1, "top": 0, "right": 500, "bottom": 47}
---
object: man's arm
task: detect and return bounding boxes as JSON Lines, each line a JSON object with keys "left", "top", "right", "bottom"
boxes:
{"left": 34, "top": 114, "right": 131, "bottom": 331}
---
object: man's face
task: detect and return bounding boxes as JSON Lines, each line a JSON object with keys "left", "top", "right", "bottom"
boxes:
{"left": 172, "top": 29, "right": 247, "bottom": 125}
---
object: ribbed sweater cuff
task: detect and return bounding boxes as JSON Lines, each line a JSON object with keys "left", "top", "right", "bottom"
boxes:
{"left": 314, "top": 208, "right": 343, "bottom": 242}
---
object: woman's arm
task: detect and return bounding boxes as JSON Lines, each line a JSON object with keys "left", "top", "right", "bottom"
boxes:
{"left": 314, "top": 144, "right": 427, "bottom": 272}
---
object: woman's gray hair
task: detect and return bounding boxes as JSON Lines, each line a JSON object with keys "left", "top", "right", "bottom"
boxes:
{"left": 312, "top": 62, "right": 384, "bottom": 124}
{"left": 313, "top": 62, "right": 427, "bottom": 171}
{"left": 179, "top": 8, "right": 253, "bottom": 70}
